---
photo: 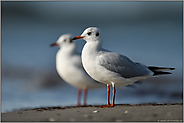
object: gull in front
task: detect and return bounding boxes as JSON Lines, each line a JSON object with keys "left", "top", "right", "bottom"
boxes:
{"left": 51, "top": 34, "right": 104, "bottom": 106}
{"left": 73, "top": 27, "right": 175, "bottom": 107}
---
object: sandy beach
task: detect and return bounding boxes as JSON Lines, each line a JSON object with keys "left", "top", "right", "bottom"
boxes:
{"left": 1, "top": 103, "right": 183, "bottom": 122}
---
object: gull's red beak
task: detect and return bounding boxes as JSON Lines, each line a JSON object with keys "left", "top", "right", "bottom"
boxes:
{"left": 72, "top": 35, "right": 84, "bottom": 40}
{"left": 50, "top": 42, "right": 58, "bottom": 47}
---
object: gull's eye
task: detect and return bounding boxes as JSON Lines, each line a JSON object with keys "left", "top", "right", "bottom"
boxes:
{"left": 96, "top": 32, "right": 99, "bottom": 36}
{"left": 63, "top": 39, "right": 66, "bottom": 42}
{"left": 87, "top": 32, "right": 92, "bottom": 36}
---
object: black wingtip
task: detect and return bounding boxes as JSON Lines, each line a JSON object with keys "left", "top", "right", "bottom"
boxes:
{"left": 153, "top": 71, "right": 172, "bottom": 76}
{"left": 148, "top": 66, "right": 175, "bottom": 71}
{"left": 170, "top": 68, "right": 175, "bottom": 70}
{"left": 148, "top": 66, "right": 175, "bottom": 76}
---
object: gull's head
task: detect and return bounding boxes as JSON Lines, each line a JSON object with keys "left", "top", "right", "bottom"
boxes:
{"left": 73, "top": 27, "right": 103, "bottom": 43}
{"left": 50, "top": 34, "right": 74, "bottom": 48}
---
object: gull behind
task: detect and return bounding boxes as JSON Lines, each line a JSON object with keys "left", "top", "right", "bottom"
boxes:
{"left": 51, "top": 34, "right": 104, "bottom": 106}
{"left": 73, "top": 27, "right": 175, "bottom": 107}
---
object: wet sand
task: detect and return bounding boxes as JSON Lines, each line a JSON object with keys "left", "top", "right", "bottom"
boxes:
{"left": 1, "top": 103, "right": 183, "bottom": 122}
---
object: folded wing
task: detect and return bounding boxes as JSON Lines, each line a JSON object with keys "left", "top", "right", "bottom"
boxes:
{"left": 98, "top": 51, "right": 152, "bottom": 78}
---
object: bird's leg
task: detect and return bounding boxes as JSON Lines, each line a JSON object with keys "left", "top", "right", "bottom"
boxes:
{"left": 83, "top": 88, "right": 88, "bottom": 106}
{"left": 77, "top": 89, "right": 81, "bottom": 106}
{"left": 107, "top": 84, "right": 111, "bottom": 105}
{"left": 99, "top": 84, "right": 112, "bottom": 108}
{"left": 111, "top": 82, "right": 116, "bottom": 107}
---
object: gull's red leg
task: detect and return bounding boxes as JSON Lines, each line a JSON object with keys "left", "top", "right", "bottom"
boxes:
{"left": 107, "top": 84, "right": 110, "bottom": 105}
{"left": 83, "top": 88, "right": 88, "bottom": 106}
{"left": 77, "top": 89, "right": 81, "bottom": 106}
{"left": 111, "top": 82, "right": 116, "bottom": 107}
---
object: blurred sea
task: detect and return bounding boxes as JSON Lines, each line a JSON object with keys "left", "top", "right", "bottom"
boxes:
{"left": 1, "top": 1, "right": 183, "bottom": 113}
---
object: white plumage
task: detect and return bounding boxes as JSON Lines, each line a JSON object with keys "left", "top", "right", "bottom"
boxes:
{"left": 51, "top": 34, "right": 104, "bottom": 106}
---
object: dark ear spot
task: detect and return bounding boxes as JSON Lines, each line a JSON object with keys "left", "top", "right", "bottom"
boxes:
{"left": 96, "top": 32, "right": 99, "bottom": 36}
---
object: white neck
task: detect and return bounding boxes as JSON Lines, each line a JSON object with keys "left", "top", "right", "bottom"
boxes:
{"left": 81, "top": 41, "right": 102, "bottom": 68}
{"left": 59, "top": 43, "right": 77, "bottom": 55}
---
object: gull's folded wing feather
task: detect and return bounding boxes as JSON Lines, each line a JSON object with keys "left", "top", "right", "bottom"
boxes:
{"left": 98, "top": 51, "right": 152, "bottom": 78}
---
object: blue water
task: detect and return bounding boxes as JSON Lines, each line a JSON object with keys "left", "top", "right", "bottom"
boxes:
{"left": 1, "top": 1, "right": 183, "bottom": 113}
{"left": 2, "top": 76, "right": 182, "bottom": 113}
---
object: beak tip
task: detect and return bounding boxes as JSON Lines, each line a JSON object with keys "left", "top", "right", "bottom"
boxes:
{"left": 50, "top": 42, "right": 58, "bottom": 47}
{"left": 72, "top": 37, "right": 77, "bottom": 40}
{"left": 72, "top": 35, "right": 84, "bottom": 40}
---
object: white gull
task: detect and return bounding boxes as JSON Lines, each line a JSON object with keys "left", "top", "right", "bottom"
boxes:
{"left": 73, "top": 27, "right": 175, "bottom": 107}
{"left": 51, "top": 34, "right": 105, "bottom": 106}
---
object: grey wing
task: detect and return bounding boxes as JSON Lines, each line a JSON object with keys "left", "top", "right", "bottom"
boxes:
{"left": 98, "top": 51, "right": 151, "bottom": 78}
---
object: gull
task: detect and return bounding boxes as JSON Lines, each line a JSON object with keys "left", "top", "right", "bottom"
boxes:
{"left": 73, "top": 27, "right": 175, "bottom": 107}
{"left": 51, "top": 34, "right": 104, "bottom": 106}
